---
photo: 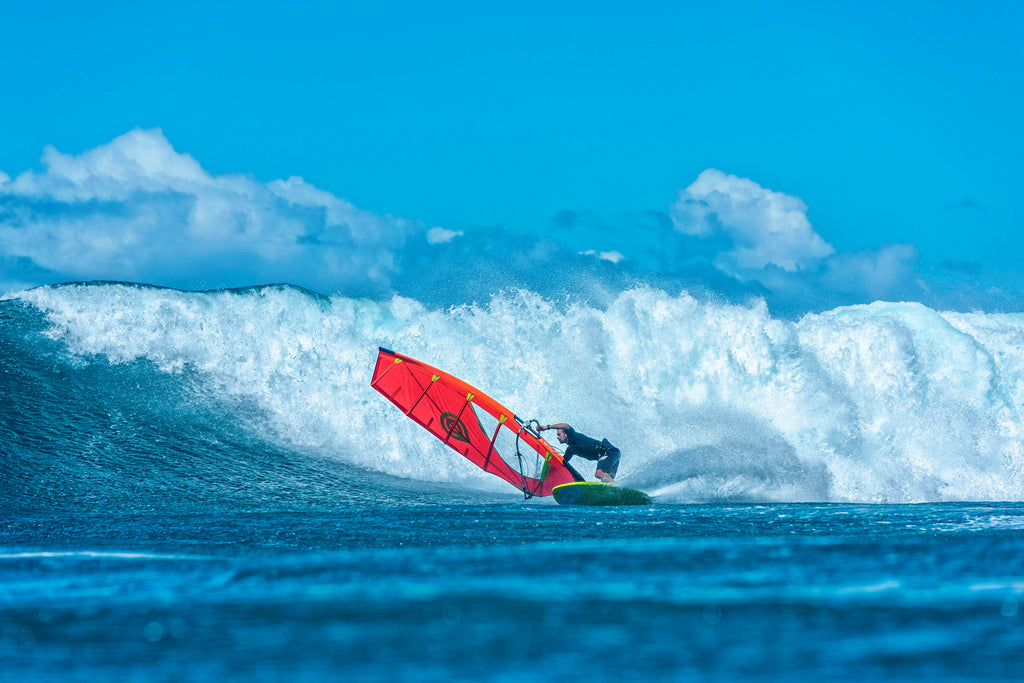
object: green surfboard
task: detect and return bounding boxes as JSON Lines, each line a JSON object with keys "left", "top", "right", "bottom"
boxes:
{"left": 552, "top": 481, "right": 652, "bottom": 506}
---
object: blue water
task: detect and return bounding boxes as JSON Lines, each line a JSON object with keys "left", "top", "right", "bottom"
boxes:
{"left": 5, "top": 284, "right": 1024, "bottom": 680}
{"left": 5, "top": 506, "right": 1024, "bottom": 680}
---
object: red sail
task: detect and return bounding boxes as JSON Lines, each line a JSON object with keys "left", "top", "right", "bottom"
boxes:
{"left": 370, "top": 348, "right": 577, "bottom": 497}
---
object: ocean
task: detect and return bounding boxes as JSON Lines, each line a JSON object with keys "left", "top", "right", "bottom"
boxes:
{"left": 4, "top": 282, "right": 1024, "bottom": 680}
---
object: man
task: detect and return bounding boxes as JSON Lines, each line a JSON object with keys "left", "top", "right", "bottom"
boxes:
{"left": 537, "top": 422, "right": 620, "bottom": 483}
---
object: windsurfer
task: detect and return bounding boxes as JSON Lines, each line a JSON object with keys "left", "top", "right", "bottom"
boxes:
{"left": 537, "top": 423, "right": 620, "bottom": 483}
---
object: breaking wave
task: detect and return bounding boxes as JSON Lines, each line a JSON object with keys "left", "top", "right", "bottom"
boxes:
{"left": 6, "top": 281, "right": 1024, "bottom": 504}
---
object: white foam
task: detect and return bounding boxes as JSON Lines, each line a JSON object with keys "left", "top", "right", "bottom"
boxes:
{"left": 17, "top": 283, "right": 1024, "bottom": 502}
{"left": 0, "top": 551, "right": 202, "bottom": 560}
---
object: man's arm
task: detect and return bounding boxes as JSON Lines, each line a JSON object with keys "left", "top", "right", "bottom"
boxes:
{"left": 538, "top": 422, "right": 570, "bottom": 432}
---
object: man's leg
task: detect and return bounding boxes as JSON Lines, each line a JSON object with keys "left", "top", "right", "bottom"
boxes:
{"left": 596, "top": 445, "right": 620, "bottom": 483}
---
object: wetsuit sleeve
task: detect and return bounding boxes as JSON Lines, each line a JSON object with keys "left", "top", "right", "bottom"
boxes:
{"left": 562, "top": 427, "right": 577, "bottom": 464}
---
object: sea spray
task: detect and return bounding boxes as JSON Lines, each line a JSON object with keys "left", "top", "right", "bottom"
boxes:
{"left": 10, "top": 282, "right": 1024, "bottom": 502}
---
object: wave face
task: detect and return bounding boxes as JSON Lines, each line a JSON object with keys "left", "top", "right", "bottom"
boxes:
{"left": 6, "top": 281, "right": 1024, "bottom": 505}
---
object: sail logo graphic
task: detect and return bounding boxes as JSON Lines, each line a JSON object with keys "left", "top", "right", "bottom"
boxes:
{"left": 440, "top": 412, "right": 471, "bottom": 443}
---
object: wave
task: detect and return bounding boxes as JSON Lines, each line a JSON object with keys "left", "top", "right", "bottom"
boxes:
{"left": 6, "top": 281, "right": 1024, "bottom": 504}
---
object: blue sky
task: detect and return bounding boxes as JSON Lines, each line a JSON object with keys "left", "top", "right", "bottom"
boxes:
{"left": 1, "top": 1, "right": 1021, "bottom": 313}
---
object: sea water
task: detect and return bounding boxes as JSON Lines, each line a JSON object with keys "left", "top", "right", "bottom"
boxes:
{"left": 4, "top": 283, "right": 1024, "bottom": 680}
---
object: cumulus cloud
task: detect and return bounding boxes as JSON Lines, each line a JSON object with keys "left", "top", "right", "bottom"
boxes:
{"left": 1, "top": 129, "right": 1003, "bottom": 313}
{"left": 654, "top": 169, "right": 938, "bottom": 312}
{"left": 426, "top": 227, "right": 463, "bottom": 244}
{"left": 819, "top": 244, "right": 918, "bottom": 298}
{"left": 670, "top": 169, "right": 835, "bottom": 272}
{"left": 0, "top": 129, "right": 420, "bottom": 293}
{"left": 584, "top": 249, "right": 624, "bottom": 264}
{"left": 2, "top": 129, "right": 645, "bottom": 304}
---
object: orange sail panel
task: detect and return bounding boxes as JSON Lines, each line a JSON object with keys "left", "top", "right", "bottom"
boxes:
{"left": 370, "top": 347, "right": 577, "bottom": 497}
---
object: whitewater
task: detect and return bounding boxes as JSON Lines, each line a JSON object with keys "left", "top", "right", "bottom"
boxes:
{"left": 7, "top": 281, "right": 1024, "bottom": 504}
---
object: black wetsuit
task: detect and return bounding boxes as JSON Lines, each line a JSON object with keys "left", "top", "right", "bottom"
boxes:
{"left": 562, "top": 426, "right": 621, "bottom": 479}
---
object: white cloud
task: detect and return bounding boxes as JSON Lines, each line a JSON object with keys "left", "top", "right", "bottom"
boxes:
{"left": 426, "top": 227, "right": 463, "bottom": 244}
{"left": 0, "top": 129, "right": 422, "bottom": 291}
{"left": 820, "top": 244, "right": 918, "bottom": 298}
{"left": 580, "top": 249, "right": 625, "bottom": 264}
{"left": 0, "top": 132, "right": 953, "bottom": 311}
{"left": 670, "top": 169, "right": 835, "bottom": 272}
{"left": 600, "top": 251, "right": 624, "bottom": 264}
{"left": 9, "top": 129, "right": 206, "bottom": 201}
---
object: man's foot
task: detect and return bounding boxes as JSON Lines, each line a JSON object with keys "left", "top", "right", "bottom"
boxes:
{"left": 595, "top": 470, "right": 615, "bottom": 484}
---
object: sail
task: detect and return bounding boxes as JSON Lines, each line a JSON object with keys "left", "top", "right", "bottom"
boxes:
{"left": 370, "top": 348, "right": 578, "bottom": 497}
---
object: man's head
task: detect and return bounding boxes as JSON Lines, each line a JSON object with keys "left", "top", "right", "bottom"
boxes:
{"left": 555, "top": 428, "right": 569, "bottom": 444}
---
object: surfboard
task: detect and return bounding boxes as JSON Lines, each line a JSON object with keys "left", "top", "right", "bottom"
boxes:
{"left": 552, "top": 481, "right": 652, "bottom": 506}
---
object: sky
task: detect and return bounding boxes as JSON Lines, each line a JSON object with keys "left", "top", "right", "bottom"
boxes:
{"left": 1, "top": 0, "right": 1021, "bottom": 314}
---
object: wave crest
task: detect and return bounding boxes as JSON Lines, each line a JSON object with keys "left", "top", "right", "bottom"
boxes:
{"left": 13, "top": 282, "right": 1024, "bottom": 503}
